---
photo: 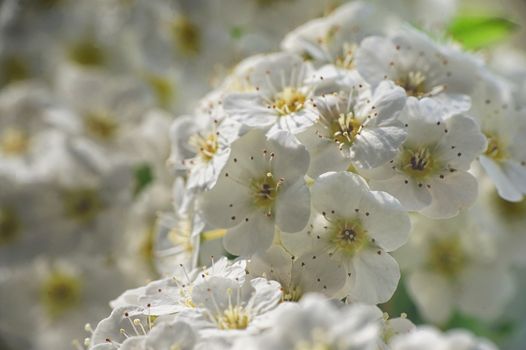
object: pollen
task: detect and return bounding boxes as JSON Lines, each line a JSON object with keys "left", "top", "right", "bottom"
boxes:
{"left": 169, "top": 218, "right": 194, "bottom": 253}
{"left": 62, "top": 188, "right": 103, "bottom": 224}
{"left": 0, "top": 127, "right": 30, "bottom": 156}
{"left": 189, "top": 132, "right": 218, "bottom": 162}
{"left": 145, "top": 74, "right": 175, "bottom": 109}
{"left": 399, "top": 146, "right": 440, "bottom": 179}
{"left": 330, "top": 112, "right": 363, "bottom": 149}
{"left": 1, "top": 56, "right": 29, "bottom": 84}
{"left": 217, "top": 305, "right": 250, "bottom": 330}
{"left": 428, "top": 237, "right": 467, "bottom": 278}
{"left": 68, "top": 39, "right": 105, "bottom": 67}
{"left": 484, "top": 134, "right": 507, "bottom": 162}
{"left": 40, "top": 271, "right": 82, "bottom": 318}
{"left": 0, "top": 207, "right": 20, "bottom": 246}
{"left": 250, "top": 173, "right": 282, "bottom": 213}
{"left": 335, "top": 42, "right": 358, "bottom": 70}
{"left": 396, "top": 71, "right": 427, "bottom": 98}
{"left": 328, "top": 219, "right": 368, "bottom": 256}
{"left": 273, "top": 87, "right": 306, "bottom": 116}
{"left": 85, "top": 112, "right": 118, "bottom": 140}
{"left": 171, "top": 17, "right": 200, "bottom": 55}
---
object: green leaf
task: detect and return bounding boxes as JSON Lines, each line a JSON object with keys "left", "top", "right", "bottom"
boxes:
{"left": 448, "top": 15, "right": 519, "bottom": 50}
{"left": 134, "top": 164, "right": 154, "bottom": 196}
{"left": 229, "top": 26, "right": 244, "bottom": 40}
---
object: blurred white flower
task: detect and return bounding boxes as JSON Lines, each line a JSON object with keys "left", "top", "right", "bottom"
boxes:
{"left": 390, "top": 326, "right": 497, "bottom": 350}
{"left": 233, "top": 293, "right": 381, "bottom": 350}
{"left": 356, "top": 27, "right": 480, "bottom": 113}
{"left": 397, "top": 213, "right": 515, "bottom": 324}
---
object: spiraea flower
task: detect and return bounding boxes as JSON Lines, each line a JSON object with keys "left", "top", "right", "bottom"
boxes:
{"left": 471, "top": 70, "right": 526, "bottom": 202}
{"left": 356, "top": 27, "right": 480, "bottom": 113}
{"left": 390, "top": 326, "right": 497, "bottom": 350}
{"left": 246, "top": 244, "right": 347, "bottom": 301}
{"left": 233, "top": 293, "right": 381, "bottom": 350}
{"left": 292, "top": 171, "right": 410, "bottom": 304}
{"left": 298, "top": 79, "right": 407, "bottom": 176}
{"left": 177, "top": 276, "right": 282, "bottom": 340}
{"left": 170, "top": 112, "right": 240, "bottom": 190}
{"left": 200, "top": 129, "right": 310, "bottom": 257}
{"left": 223, "top": 52, "right": 319, "bottom": 135}
{"left": 363, "top": 97, "right": 487, "bottom": 218}
{"left": 396, "top": 213, "right": 515, "bottom": 324}
{"left": 281, "top": 1, "right": 390, "bottom": 72}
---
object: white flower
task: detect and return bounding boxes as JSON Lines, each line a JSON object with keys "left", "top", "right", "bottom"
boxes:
{"left": 472, "top": 181, "right": 526, "bottom": 267}
{"left": 170, "top": 113, "right": 240, "bottom": 190}
{"left": 154, "top": 178, "right": 226, "bottom": 276}
{"left": 396, "top": 213, "right": 515, "bottom": 324}
{"left": 370, "top": 0, "right": 458, "bottom": 32}
{"left": 356, "top": 27, "right": 481, "bottom": 113}
{"left": 390, "top": 326, "right": 497, "bottom": 350}
{"left": 0, "top": 255, "right": 134, "bottom": 350}
{"left": 0, "top": 82, "right": 68, "bottom": 182}
{"left": 223, "top": 52, "right": 319, "bottom": 135}
{"left": 470, "top": 70, "right": 526, "bottom": 202}
{"left": 110, "top": 258, "right": 248, "bottom": 317}
{"left": 233, "top": 293, "right": 381, "bottom": 350}
{"left": 281, "top": 1, "right": 390, "bottom": 70}
{"left": 52, "top": 66, "right": 154, "bottom": 157}
{"left": 246, "top": 243, "right": 347, "bottom": 301}
{"left": 298, "top": 79, "right": 407, "bottom": 177}
{"left": 363, "top": 97, "right": 487, "bottom": 218}
{"left": 200, "top": 129, "right": 310, "bottom": 257}
{"left": 175, "top": 276, "right": 282, "bottom": 341}
{"left": 292, "top": 171, "right": 410, "bottom": 304}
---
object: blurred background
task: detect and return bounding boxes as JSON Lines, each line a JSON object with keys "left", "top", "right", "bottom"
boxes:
{"left": 0, "top": 0, "right": 524, "bottom": 349}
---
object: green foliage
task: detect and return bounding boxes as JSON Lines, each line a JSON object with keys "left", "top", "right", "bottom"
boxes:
{"left": 134, "top": 164, "right": 154, "bottom": 196}
{"left": 448, "top": 14, "right": 519, "bottom": 50}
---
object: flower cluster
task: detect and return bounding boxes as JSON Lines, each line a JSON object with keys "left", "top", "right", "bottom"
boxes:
{"left": 78, "top": 0, "right": 526, "bottom": 349}
{"left": 2, "top": 0, "right": 526, "bottom": 349}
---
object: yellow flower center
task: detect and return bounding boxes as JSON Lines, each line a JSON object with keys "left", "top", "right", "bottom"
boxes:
{"left": 329, "top": 112, "right": 363, "bottom": 149}
{"left": 484, "top": 134, "right": 507, "bottom": 162}
{"left": 328, "top": 219, "right": 368, "bottom": 256}
{"left": 1, "top": 56, "right": 29, "bottom": 83}
{"left": 171, "top": 17, "right": 200, "bottom": 55}
{"left": 399, "top": 146, "right": 440, "bottom": 179}
{"left": 85, "top": 112, "right": 118, "bottom": 140}
{"left": 145, "top": 74, "right": 175, "bottom": 108}
{"left": 68, "top": 39, "right": 105, "bottom": 67}
{"left": 217, "top": 305, "right": 250, "bottom": 330}
{"left": 0, "top": 128, "right": 30, "bottom": 156}
{"left": 335, "top": 43, "right": 357, "bottom": 70}
{"left": 250, "top": 172, "right": 282, "bottom": 215}
{"left": 62, "top": 188, "right": 102, "bottom": 223}
{"left": 190, "top": 132, "right": 218, "bottom": 162}
{"left": 396, "top": 71, "right": 427, "bottom": 98}
{"left": 282, "top": 285, "right": 303, "bottom": 302}
{"left": 428, "top": 237, "right": 466, "bottom": 278}
{"left": 0, "top": 207, "right": 20, "bottom": 245}
{"left": 40, "top": 272, "right": 82, "bottom": 318}
{"left": 169, "top": 218, "right": 194, "bottom": 253}
{"left": 295, "top": 329, "right": 332, "bottom": 350}
{"left": 274, "top": 87, "right": 306, "bottom": 116}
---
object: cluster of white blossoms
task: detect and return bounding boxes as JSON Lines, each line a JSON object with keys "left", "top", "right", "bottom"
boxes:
{"left": 0, "top": 0, "right": 350, "bottom": 349}
{"left": 76, "top": 0, "right": 526, "bottom": 349}
{"left": 2, "top": 0, "right": 526, "bottom": 349}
